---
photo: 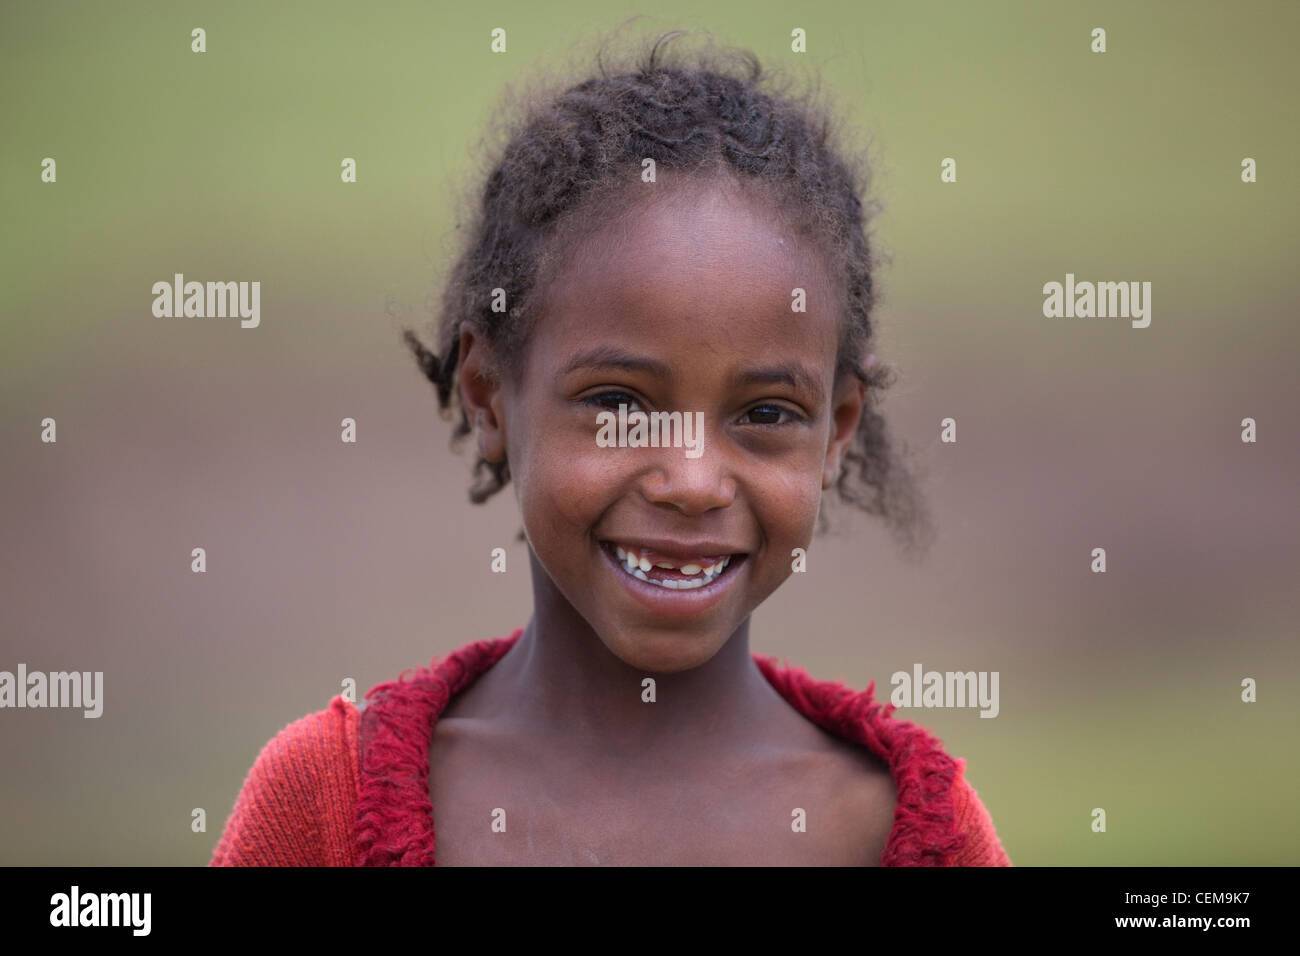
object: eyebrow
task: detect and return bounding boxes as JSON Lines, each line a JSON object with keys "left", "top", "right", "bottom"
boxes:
{"left": 561, "top": 345, "right": 825, "bottom": 404}
{"left": 731, "top": 363, "right": 825, "bottom": 405}
{"left": 562, "top": 345, "right": 672, "bottom": 380}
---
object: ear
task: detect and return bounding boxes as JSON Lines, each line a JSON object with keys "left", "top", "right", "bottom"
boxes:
{"left": 457, "top": 324, "right": 508, "bottom": 464}
{"left": 822, "top": 359, "right": 871, "bottom": 490}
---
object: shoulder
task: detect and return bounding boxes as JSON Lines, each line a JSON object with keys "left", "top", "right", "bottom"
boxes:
{"left": 210, "top": 695, "right": 361, "bottom": 866}
{"left": 949, "top": 759, "right": 1012, "bottom": 866}
{"left": 750, "top": 655, "right": 896, "bottom": 862}
{"left": 752, "top": 653, "right": 1010, "bottom": 865}
{"left": 819, "top": 736, "right": 898, "bottom": 864}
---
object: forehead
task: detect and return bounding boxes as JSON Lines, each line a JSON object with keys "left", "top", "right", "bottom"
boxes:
{"left": 548, "top": 179, "right": 835, "bottom": 300}
{"left": 531, "top": 179, "right": 843, "bottom": 360}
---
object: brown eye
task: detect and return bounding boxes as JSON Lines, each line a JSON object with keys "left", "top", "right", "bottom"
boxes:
{"left": 583, "top": 390, "right": 642, "bottom": 412}
{"left": 745, "top": 404, "right": 788, "bottom": 425}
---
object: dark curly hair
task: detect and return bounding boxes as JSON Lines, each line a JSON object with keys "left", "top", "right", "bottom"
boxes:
{"left": 402, "top": 26, "right": 933, "bottom": 559}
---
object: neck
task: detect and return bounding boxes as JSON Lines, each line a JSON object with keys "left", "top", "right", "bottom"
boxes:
{"left": 482, "top": 548, "right": 775, "bottom": 758}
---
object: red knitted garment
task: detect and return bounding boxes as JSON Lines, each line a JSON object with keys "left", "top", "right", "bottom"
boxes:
{"left": 213, "top": 628, "right": 1011, "bottom": 866}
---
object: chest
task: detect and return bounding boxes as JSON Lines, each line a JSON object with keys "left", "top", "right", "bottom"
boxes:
{"left": 426, "top": 722, "right": 896, "bottom": 865}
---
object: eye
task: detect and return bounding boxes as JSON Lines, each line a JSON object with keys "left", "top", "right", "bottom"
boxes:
{"left": 581, "top": 390, "right": 644, "bottom": 413}
{"left": 742, "top": 403, "right": 800, "bottom": 426}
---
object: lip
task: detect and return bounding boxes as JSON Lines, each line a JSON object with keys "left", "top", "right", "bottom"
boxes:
{"left": 597, "top": 539, "right": 748, "bottom": 619}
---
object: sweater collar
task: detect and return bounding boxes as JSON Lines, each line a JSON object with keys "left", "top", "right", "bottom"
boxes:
{"left": 355, "top": 628, "right": 963, "bottom": 866}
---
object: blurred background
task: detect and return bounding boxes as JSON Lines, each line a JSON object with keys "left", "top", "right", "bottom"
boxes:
{"left": 1, "top": 0, "right": 1297, "bottom": 865}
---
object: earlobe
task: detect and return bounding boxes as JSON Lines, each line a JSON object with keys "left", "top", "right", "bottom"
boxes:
{"left": 822, "top": 449, "right": 846, "bottom": 489}
{"left": 822, "top": 458, "right": 838, "bottom": 490}
{"left": 458, "top": 325, "right": 508, "bottom": 463}
{"left": 823, "top": 375, "right": 867, "bottom": 489}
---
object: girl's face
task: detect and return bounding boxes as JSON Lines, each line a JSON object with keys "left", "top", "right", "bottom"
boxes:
{"left": 462, "top": 179, "right": 867, "bottom": 673}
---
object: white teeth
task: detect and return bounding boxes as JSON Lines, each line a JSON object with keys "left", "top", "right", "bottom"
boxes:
{"left": 607, "top": 544, "right": 735, "bottom": 590}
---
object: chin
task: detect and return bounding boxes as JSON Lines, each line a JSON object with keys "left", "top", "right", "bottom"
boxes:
{"left": 600, "top": 628, "right": 727, "bottom": 675}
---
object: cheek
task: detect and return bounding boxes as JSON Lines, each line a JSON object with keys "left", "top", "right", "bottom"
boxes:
{"left": 511, "top": 423, "right": 620, "bottom": 542}
{"left": 744, "top": 464, "right": 822, "bottom": 599}
{"left": 770, "top": 486, "right": 822, "bottom": 558}
{"left": 749, "top": 450, "right": 825, "bottom": 536}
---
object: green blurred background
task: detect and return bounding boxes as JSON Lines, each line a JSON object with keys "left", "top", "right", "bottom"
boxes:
{"left": 1, "top": 0, "right": 1297, "bottom": 865}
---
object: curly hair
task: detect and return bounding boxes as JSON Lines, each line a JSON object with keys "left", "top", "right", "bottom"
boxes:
{"left": 402, "top": 26, "right": 934, "bottom": 558}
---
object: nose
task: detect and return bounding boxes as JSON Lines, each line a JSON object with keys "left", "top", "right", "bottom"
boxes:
{"left": 639, "top": 444, "right": 738, "bottom": 516}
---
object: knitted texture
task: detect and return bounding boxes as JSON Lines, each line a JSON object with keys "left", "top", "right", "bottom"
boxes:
{"left": 209, "top": 694, "right": 359, "bottom": 866}
{"left": 354, "top": 636, "right": 514, "bottom": 866}
{"left": 211, "top": 629, "right": 1010, "bottom": 866}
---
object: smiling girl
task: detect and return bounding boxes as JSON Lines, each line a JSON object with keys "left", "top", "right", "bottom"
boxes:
{"left": 211, "top": 31, "right": 1010, "bottom": 867}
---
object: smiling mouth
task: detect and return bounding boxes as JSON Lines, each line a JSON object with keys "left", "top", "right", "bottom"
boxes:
{"left": 598, "top": 540, "right": 747, "bottom": 591}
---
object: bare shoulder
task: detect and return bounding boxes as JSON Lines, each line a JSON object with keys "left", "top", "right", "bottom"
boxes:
{"left": 761, "top": 686, "right": 898, "bottom": 863}
{"left": 822, "top": 732, "right": 897, "bottom": 862}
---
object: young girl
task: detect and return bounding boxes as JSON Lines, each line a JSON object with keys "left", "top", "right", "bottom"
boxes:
{"left": 211, "top": 32, "right": 1010, "bottom": 867}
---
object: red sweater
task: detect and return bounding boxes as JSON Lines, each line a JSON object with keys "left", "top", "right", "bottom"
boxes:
{"left": 211, "top": 629, "right": 1011, "bottom": 866}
